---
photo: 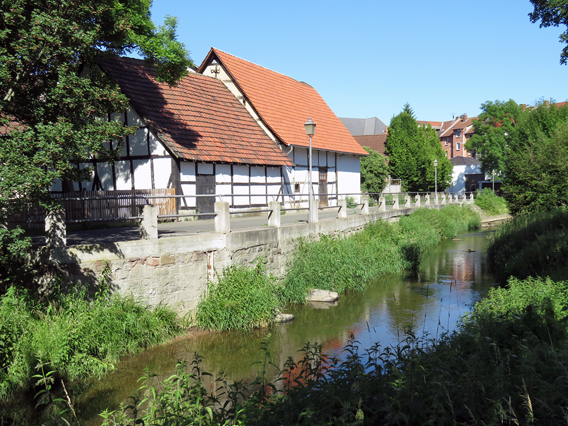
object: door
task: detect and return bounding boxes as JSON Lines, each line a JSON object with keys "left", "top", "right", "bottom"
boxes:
{"left": 196, "top": 174, "right": 215, "bottom": 219}
{"left": 318, "top": 167, "right": 328, "bottom": 207}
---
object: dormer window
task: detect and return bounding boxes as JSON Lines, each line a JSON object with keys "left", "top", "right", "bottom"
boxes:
{"left": 456, "top": 130, "right": 462, "bottom": 137}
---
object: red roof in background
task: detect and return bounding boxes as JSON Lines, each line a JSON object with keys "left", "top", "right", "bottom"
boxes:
{"left": 98, "top": 56, "right": 293, "bottom": 167}
{"left": 198, "top": 49, "right": 367, "bottom": 156}
{"left": 354, "top": 134, "right": 388, "bottom": 156}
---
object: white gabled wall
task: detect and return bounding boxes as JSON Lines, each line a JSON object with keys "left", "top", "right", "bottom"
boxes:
{"left": 337, "top": 154, "right": 361, "bottom": 201}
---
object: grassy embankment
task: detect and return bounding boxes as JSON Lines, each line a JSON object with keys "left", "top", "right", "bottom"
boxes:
{"left": 474, "top": 188, "right": 509, "bottom": 216}
{"left": 197, "top": 204, "right": 481, "bottom": 331}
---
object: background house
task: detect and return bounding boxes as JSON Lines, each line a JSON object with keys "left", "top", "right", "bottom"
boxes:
{"left": 198, "top": 49, "right": 368, "bottom": 206}
{"left": 446, "top": 156, "right": 484, "bottom": 194}
{"left": 420, "top": 115, "right": 476, "bottom": 159}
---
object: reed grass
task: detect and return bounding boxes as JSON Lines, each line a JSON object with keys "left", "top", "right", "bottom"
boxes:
{"left": 196, "top": 262, "right": 280, "bottom": 331}
{"left": 282, "top": 205, "right": 480, "bottom": 304}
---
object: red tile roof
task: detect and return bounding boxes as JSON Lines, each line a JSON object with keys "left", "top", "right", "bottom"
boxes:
{"left": 98, "top": 56, "right": 293, "bottom": 167}
{"left": 354, "top": 134, "right": 388, "bottom": 156}
{"left": 198, "top": 49, "right": 367, "bottom": 156}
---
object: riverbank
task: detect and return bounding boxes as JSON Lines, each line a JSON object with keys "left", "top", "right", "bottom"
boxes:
{"left": 196, "top": 204, "right": 481, "bottom": 331}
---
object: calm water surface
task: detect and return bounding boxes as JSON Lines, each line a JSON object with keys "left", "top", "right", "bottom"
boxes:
{"left": 80, "top": 231, "right": 496, "bottom": 423}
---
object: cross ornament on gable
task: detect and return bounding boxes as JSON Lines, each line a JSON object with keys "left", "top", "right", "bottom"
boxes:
{"left": 210, "top": 65, "right": 221, "bottom": 78}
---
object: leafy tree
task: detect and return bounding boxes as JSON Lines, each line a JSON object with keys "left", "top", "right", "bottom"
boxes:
{"left": 386, "top": 109, "right": 451, "bottom": 192}
{"left": 529, "top": 0, "right": 568, "bottom": 65}
{"left": 504, "top": 102, "right": 568, "bottom": 214}
{"left": 360, "top": 147, "right": 389, "bottom": 194}
{"left": 465, "top": 99, "right": 522, "bottom": 176}
{"left": 0, "top": 0, "right": 191, "bottom": 289}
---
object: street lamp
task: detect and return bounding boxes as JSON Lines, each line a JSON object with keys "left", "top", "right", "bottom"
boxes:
{"left": 433, "top": 158, "right": 438, "bottom": 204}
{"left": 304, "top": 117, "right": 316, "bottom": 223}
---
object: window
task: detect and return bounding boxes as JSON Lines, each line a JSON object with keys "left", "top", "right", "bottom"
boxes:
{"left": 444, "top": 138, "right": 448, "bottom": 145}
{"left": 294, "top": 183, "right": 300, "bottom": 193}
{"left": 457, "top": 143, "right": 461, "bottom": 151}
{"left": 456, "top": 130, "right": 462, "bottom": 137}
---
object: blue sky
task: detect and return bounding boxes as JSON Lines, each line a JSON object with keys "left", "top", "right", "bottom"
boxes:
{"left": 150, "top": 0, "right": 568, "bottom": 125}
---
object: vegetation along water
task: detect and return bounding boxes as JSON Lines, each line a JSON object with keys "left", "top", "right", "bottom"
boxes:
{"left": 94, "top": 207, "right": 568, "bottom": 425}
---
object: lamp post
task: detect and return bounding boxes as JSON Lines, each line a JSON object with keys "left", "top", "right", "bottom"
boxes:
{"left": 434, "top": 158, "right": 438, "bottom": 204}
{"left": 304, "top": 117, "right": 316, "bottom": 223}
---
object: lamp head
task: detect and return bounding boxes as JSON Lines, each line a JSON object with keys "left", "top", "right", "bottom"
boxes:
{"left": 304, "top": 117, "right": 316, "bottom": 136}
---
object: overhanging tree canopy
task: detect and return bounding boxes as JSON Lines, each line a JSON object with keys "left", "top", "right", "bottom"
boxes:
{"left": 0, "top": 0, "right": 191, "bottom": 287}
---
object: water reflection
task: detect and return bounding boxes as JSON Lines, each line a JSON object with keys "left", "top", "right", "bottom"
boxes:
{"left": 81, "top": 231, "right": 495, "bottom": 424}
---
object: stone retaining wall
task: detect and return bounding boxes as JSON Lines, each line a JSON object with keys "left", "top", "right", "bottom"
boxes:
{"left": 52, "top": 205, "right": 450, "bottom": 314}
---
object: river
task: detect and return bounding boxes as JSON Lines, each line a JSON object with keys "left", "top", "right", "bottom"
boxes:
{"left": 78, "top": 230, "right": 495, "bottom": 424}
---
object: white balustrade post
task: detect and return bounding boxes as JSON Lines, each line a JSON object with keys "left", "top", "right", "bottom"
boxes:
{"left": 309, "top": 199, "right": 319, "bottom": 223}
{"left": 215, "top": 201, "right": 230, "bottom": 233}
{"left": 379, "top": 196, "right": 386, "bottom": 212}
{"left": 361, "top": 196, "right": 369, "bottom": 215}
{"left": 45, "top": 207, "right": 67, "bottom": 248}
{"left": 415, "top": 194, "right": 421, "bottom": 207}
{"left": 338, "top": 198, "right": 347, "bottom": 218}
{"left": 140, "top": 204, "right": 158, "bottom": 240}
{"left": 393, "top": 194, "right": 400, "bottom": 210}
{"left": 268, "top": 201, "right": 281, "bottom": 228}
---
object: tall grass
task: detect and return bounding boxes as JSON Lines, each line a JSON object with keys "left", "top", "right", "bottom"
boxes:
{"left": 0, "top": 284, "right": 182, "bottom": 401}
{"left": 282, "top": 205, "right": 480, "bottom": 304}
{"left": 196, "top": 262, "right": 280, "bottom": 331}
{"left": 488, "top": 208, "right": 568, "bottom": 283}
{"left": 474, "top": 188, "right": 509, "bottom": 215}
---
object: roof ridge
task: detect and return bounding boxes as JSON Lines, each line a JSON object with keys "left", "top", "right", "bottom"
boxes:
{"left": 211, "top": 48, "right": 313, "bottom": 87}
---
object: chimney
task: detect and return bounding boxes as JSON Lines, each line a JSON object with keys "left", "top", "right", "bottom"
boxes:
{"left": 460, "top": 114, "right": 467, "bottom": 122}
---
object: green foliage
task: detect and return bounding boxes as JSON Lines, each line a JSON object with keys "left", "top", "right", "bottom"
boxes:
{"left": 504, "top": 102, "right": 568, "bottom": 214}
{"left": 103, "top": 275, "right": 568, "bottom": 425}
{"left": 0, "top": 284, "right": 181, "bottom": 400}
{"left": 360, "top": 146, "right": 389, "bottom": 194}
{"left": 466, "top": 99, "right": 523, "bottom": 176}
{"left": 345, "top": 196, "right": 357, "bottom": 208}
{"left": 386, "top": 107, "right": 452, "bottom": 192}
{"left": 196, "top": 262, "right": 280, "bottom": 331}
{"left": 0, "top": 0, "right": 192, "bottom": 286}
{"left": 529, "top": 0, "right": 568, "bottom": 65}
{"left": 474, "top": 188, "right": 509, "bottom": 215}
{"left": 282, "top": 206, "right": 480, "bottom": 303}
{"left": 487, "top": 208, "right": 568, "bottom": 283}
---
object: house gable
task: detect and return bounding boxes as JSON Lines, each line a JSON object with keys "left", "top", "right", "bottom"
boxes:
{"left": 198, "top": 48, "right": 367, "bottom": 156}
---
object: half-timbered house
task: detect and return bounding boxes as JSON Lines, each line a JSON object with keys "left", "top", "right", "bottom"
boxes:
{"left": 198, "top": 49, "right": 367, "bottom": 207}
{"left": 51, "top": 56, "right": 294, "bottom": 216}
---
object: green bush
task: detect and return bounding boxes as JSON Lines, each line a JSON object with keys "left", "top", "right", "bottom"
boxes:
{"left": 487, "top": 208, "right": 568, "bottom": 283}
{"left": 474, "top": 188, "right": 509, "bottom": 215}
{"left": 0, "top": 285, "right": 181, "bottom": 400}
{"left": 196, "top": 262, "right": 279, "bottom": 331}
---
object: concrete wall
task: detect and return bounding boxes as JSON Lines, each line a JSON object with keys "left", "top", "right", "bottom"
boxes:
{"left": 53, "top": 208, "right": 416, "bottom": 315}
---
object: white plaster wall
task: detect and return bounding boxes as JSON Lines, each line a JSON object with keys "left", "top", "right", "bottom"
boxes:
{"left": 98, "top": 163, "right": 114, "bottom": 190}
{"left": 154, "top": 158, "right": 172, "bottom": 189}
{"left": 447, "top": 164, "right": 482, "bottom": 194}
{"left": 129, "top": 128, "right": 148, "bottom": 156}
{"left": 132, "top": 159, "right": 152, "bottom": 189}
{"left": 127, "top": 107, "right": 144, "bottom": 127}
{"left": 337, "top": 155, "right": 361, "bottom": 201}
{"left": 180, "top": 162, "right": 196, "bottom": 181}
{"left": 115, "top": 160, "right": 132, "bottom": 190}
{"left": 233, "top": 165, "right": 249, "bottom": 183}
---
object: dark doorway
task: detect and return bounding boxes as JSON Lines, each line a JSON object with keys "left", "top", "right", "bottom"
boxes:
{"left": 196, "top": 174, "right": 215, "bottom": 219}
{"left": 319, "top": 167, "right": 328, "bottom": 207}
